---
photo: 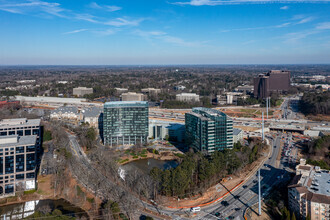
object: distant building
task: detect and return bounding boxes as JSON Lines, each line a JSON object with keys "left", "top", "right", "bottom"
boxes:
{"left": 121, "top": 92, "right": 145, "bottom": 101}
{"left": 73, "top": 87, "right": 93, "bottom": 97}
{"left": 254, "top": 70, "right": 290, "bottom": 99}
{"left": 176, "top": 93, "right": 200, "bottom": 102}
{"left": 233, "top": 128, "right": 243, "bottom": 144}
{"left": 103, "top": 101, "right": 149, "bottom": 146}
{"left": 82, "top": 107, "right": 103, "bottom": 128}
{"left": 115, "top": 88, "right": 129, "bottom": 93}
{"left": 16, "top": 80, "right": 36, "bottom": 84}
{"left": 141, "top": 88, "right": 161, "bottom": 95}
{"left": 288, "top": 159, "right": 330, "bottom": 220}
{"left": 185, "top": 107, "right": 233, "bottom": 154}
{"left": 174, "top": 85, "right": 186, "bottom": 91}
{"left": 217, "top": 92, "right": 247, "bottom": 105}
{"left": 50, "top": 106, "right": 82, "bottom": 121}
{"left": 0, "top": 135, "right": 38, "bottom": 198}
{"left": 235, "top": 85, "right": 254, "bottom": 94}
{"left": 15, "top": 96, "right": 102, "bottom": 108}
{"left": 216, "top": 95, "right": 227, "bottom": 105}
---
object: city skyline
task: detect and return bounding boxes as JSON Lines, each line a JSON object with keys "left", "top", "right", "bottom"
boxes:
{"left": 1, "top": 0, "right": 330, "bottom": 65}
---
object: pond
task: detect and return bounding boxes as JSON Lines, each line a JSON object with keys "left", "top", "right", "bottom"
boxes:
{"left": 122, "top": 158, "right": 179, "bottom": 174}
{"left": 0, "top": 199, "right": 88, "bottom": 219}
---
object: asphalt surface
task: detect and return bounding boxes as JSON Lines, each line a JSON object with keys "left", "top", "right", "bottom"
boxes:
{"left": 66, "top": 130, "right": 296, "bottom": 220}
{"left": 196, "top": 134, "right": 292, "bottom": 220}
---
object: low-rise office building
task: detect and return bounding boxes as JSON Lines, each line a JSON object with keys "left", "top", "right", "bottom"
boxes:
{"left": 0, "top": 135, "right": 37, "bottom": 198}
{"left": 233, "top": 128, "right": 243, "bottom": 143}
{"left": 82, "top": 107, "right": 103, "bottom": 128}
{"left": 73, "top": 87, "right": 93, "bottom": 97}
{"left": 103, "top": 101, "right": 149, "bottom": 146}
{"left": 141, "top": 88, "right": 161, "bottom": 95}
{"left": 185, "top": 107, "right": 233, "bottom": 154}
{"left": 121, "top": 92, "right": 145, "bottom": 101}
{"left": 50, "top": 106, "right": 82, "bottom": 121}
{"left": 288, "top": 159, "right": 330, "bottom": 220}
{"left": 176, "top": 93, "right": 200, "bottom": 102}
{"left": 148, "top": 120, "right": 185, "bottom": 142}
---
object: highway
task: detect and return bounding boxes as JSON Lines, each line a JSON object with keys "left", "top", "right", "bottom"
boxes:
{"left": 197, "top": 134, "right": 291, "bottom": 220}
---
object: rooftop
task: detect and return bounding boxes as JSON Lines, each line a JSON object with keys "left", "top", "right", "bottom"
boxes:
{"left": 0, "top": 118, "right": 40, "bottom": 128}
{"left": 51, "top": 106, "right": 79, "bottom": 114}
{"left": 104, "top": 101, "right": 148, "bottom": 108}
{"left": 83, "top": 107, "right": 103, "bottom": 117}
{"left": 0, "top": 135, "right": 37, "bottom": 147}
{"left": 233, "top": 128, "right": 242, "bottom": 136}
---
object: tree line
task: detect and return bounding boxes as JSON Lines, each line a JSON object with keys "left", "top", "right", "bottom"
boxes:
{"left": 150, "top": 139, "right": 267, "bottom": 198}
{"left": 299, "top": 91, "right": 329, "bottom": 115}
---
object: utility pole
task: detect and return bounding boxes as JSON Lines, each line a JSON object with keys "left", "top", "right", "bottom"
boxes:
{"left": 262, "top": 112, "right": 264, "bottom": 141}
{"left": 258, "top": 169, "right": 262, "bottom": 216}
{"left": 266, "top": 97, "right": 269, "bottom": 119}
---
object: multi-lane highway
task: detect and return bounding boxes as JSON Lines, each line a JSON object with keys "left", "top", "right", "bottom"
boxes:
{"left": 196, "top": 134, "right": 291, "bottom": 220}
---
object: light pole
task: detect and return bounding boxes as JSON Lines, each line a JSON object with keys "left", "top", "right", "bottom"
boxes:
{"left": 258, "top": 169, "right": 262, "bottom": 216}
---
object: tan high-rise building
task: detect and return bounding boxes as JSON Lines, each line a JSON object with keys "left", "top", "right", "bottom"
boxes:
{"left": 254, "top": 70, "right": 290, "bottom": 99}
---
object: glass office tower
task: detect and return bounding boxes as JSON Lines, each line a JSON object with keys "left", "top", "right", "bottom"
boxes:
{"left": 185, "top": 107, "right": 233, "bottom": 154}
{"left": 103, "top": 101, "right": 149, "bottom": 146}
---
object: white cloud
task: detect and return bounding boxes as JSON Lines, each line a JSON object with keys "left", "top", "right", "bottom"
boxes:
{"left": 297, "top": 16, "right": 314, "bottom": 24}
{"left": 173, "top": 0, "right": 330, "bottom": 6}
{"left": 316, "top": 22, "right": 330, "bottom": 30}
{"left": 105, "top": 6, "right": 122, "bottom": 12}
{"left": 221, "top": 22, "right": 291, "bottom": 32}
{"left": 89, "top": 2, "right": 102, "bottom": 9}
{"left": 63, "top": 29, "right": 88, "bottom": 35}
{"left": 280, "top": 6, "right": 289, "bottom": 10}
{"left": 93, "top": 29, "right": 118, "bottom": 36}
{"left": 75, "top": 13, "right": 98, "bottom": 23}
{"left": 105, "top": 18, "right": 144, "bottom": 27}
{"left": 0, "top": 0, "right": 66, "bottom": 17}
{"left": 135, "top": 30, "right": 202, "bottom": 47}
{"left": 89, "top": 2, "right": 121, "bottom": 12}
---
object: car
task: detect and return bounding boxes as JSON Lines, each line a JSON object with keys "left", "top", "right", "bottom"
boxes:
{"left": 243, "top": 185, "right": 248, "bottom": 189}
{"left": 234, "top": 195, "right": 240, "bottom": 199}
{"left": 214, "top": 212, "right": 220, "bottom": 217}
{"left": 190, "top": 207, "right": 201, "bottom": 213}
{"left": 221, "top": 201, "right": 229, "bottom": 207}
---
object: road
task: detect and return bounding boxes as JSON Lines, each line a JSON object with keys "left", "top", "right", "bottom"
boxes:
{"left": 66, "top": 130, "right": 297, "bottom": 220}
{"left": 198, "top": 134, "right": 291, "bottom": 220}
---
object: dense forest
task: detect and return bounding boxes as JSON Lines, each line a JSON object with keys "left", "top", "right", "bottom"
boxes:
{"left": 304, "top": 135, "right": 330, "bottom": 169}
{"left": 299, "top": 91, "right": 330, "bottom": 115}
{"left": 150, "top": 139, "right": 266, "bottom": 198}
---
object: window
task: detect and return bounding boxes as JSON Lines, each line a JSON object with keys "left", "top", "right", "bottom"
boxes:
{"left": 26, "top": 172, "right": 35, "bottom": 179}
{"left": 25, "top": 130, "right": 31, "bottom": 135}
{"left": 16, "top": 174, "right": 24, "bottom": 180}
{"left": 5, "top": 156, "right": 14, "bottom": 174}
{"left": 16, "top": 146, "right": 24, "bottom": 153}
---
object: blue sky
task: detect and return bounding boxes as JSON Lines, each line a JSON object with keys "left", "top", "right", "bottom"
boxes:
{"left": 0, "top": 0, "right": 330, "bottom": 65}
